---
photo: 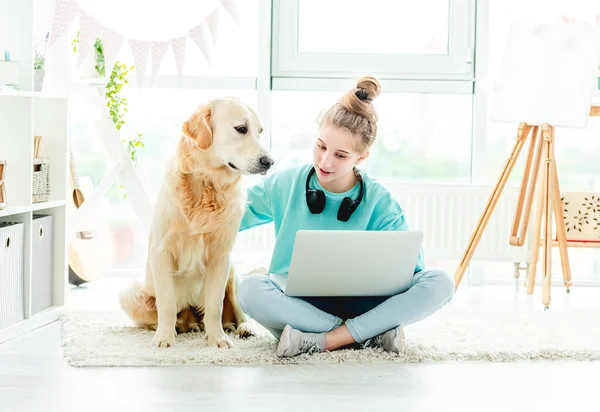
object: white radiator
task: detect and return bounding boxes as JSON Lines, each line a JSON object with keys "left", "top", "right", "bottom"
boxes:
{"left": 388, "top": 183, "right": 533, "bottom": 262}
{"left": 233, "top": 184, "right": 534, "bottom": 265}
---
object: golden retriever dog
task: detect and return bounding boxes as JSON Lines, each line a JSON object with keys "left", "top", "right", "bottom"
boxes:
{"left": 119, "top": 97, "right": 273, "bottom": 348}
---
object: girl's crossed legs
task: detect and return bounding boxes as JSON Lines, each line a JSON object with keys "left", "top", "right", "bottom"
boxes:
{"left": 237, "top": 268, "right": 454, "bottom": 357}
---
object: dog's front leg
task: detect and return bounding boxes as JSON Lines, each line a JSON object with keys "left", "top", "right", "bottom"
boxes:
{"left": 226, "top": 269, "right": 255, "bottom": 338}
{"left": 202, "top": 256, "right": 234, "bottom": 348}
{"left": 151, "top": 250, "right": 178, "bottom": 348}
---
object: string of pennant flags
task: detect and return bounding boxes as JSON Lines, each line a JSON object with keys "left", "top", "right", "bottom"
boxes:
{"left": 48, "top": 0, "right": 240, "bottom": 85}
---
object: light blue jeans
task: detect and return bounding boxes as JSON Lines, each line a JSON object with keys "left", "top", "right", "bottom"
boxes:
{"left": 237, "top": 268, "right": 455, "bottom": 343}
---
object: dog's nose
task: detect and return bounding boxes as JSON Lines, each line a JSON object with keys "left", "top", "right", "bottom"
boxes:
{"left": 260, "top": 155, "right": 274, "bottom": 169}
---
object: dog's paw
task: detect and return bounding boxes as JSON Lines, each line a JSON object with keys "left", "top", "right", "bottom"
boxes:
{"left": 235, "top": 322, "right": 255, "bottom": 339}
{"left": 152, "top": 330, "right": 176, "bottom": 348}
{"left": 207, "top": 333, "right": 234, "bottom": 349}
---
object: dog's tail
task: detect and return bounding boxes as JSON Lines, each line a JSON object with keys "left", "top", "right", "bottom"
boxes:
{"left": 119, "top": 279, "right": 158, "bottom": 330}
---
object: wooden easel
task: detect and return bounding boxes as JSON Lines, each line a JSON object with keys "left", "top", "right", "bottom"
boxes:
{"left": 453, "top": 105, "right": 600, "bottom": 309}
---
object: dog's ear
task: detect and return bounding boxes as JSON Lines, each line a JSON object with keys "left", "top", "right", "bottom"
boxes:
{"left": 183, "top": 104, "right": 213, "bottom": 149}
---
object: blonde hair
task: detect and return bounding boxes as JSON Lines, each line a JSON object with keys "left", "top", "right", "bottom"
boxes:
{"left": 319, "top": 75, "right": 382, "bottom": 153}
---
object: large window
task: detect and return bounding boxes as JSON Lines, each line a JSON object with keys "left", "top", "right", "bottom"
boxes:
{"left": 69, "top": 0, "right": 479, "bottom": 275}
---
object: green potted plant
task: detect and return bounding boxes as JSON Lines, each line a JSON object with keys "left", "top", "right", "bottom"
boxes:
{"left": 93, "top": 38, "right": 145, "bottom": 170}
{"left": 71, "top": 31, "right": 105, "bottom": 79}
{"left": 33, "top": 32, "right": 49, "bottom": 91}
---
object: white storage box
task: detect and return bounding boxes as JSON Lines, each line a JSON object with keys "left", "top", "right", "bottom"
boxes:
{"left": 0, "top": 221, "right": 24, "bottom": 329}
{"left": 31, "top": 215, "right": 53, "bottom": 315}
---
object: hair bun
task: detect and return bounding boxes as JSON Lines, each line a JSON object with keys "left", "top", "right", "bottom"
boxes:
{"left": 319, "top": 75, "right": 381, "bottom": 153}
{"left": 355, "top": 76, "right": 381, "bottom": 102}
{"left": 338, "top": 75, "right": 381, "bottom": 123}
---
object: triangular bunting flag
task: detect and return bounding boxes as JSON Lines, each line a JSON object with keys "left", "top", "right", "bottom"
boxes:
{"left": 77, "top": 11, "right": 105, "bottom": 68}
{"left": 219, "top": 0, "right": 241, "bottom": 26}
{"left": 102, "top": 29, "right": 125, "bottom": 77}
{"left": 128, "top": 39, "right": 151, "bottom": 87}
{"left": 48, "top": 0, "right": 80, "bottom": 47}
{"left": 205, "top": 7, "right": 220, "bottom": 46}
{"left": 46, "top": 3, "right": 231, "bottom": 80}
{"left": 170, "top": 36, "right": 187, "bottom": 77}
{"left": 150, "top": 41, "right": 169, "bottom": 86}
{"left": 189, "top": 24, "right": 213, "bottom": 66}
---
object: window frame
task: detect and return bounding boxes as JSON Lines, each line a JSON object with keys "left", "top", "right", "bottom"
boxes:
{"left": 271, "top": 0, "right": 477, "bottom": 81}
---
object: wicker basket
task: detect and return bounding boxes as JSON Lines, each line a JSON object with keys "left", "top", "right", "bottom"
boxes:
{"left": 32, "top": 157, "right": 50, "bottom": 203}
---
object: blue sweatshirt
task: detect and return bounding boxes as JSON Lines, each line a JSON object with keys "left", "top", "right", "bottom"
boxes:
{"left": 239, "top": 164, "right": 425, "bottom": 276}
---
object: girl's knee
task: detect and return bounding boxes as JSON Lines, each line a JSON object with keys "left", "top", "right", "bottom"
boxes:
{"left": 423, "top": 269, "right": 455, "bottom": 302}
{"left": 237, "top": 274, "right": 273, "bottom": 313}
{"left": 435, "top": 269, "right": 455, "bottom": 301}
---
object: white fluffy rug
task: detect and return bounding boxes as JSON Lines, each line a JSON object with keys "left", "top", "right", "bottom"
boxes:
{"left": 61, "top": 307, "right": 600, "bottom": 367}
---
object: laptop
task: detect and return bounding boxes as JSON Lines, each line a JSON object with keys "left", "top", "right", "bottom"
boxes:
{"left": 269, "top": 230, "right": 424, "bottom": 297}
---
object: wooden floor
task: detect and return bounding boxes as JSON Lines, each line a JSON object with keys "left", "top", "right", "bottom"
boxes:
{"left": 1, "top": 277, "right": 599, "bottom": 412}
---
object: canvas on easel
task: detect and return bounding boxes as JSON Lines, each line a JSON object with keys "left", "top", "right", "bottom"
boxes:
{"left": 455, "top": 23, "right": 600, "bottom": 308}
{"left": 491, "top": 23, "right": 600, "bottom": 128}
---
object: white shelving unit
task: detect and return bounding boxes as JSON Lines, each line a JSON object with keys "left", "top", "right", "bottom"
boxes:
{"left": 0, "top": 0, "right": 69, "bottom": 343}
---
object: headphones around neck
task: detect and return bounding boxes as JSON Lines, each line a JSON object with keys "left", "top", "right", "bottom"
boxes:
{"left": 305, "top": 166, "right": 364, "bottom": 222}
